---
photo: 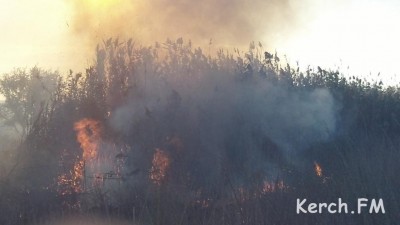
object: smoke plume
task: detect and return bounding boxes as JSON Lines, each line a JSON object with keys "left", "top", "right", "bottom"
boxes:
{"left": 67, "top": 0, "right": 306, "bottom": 49}
{"left": 103, "top": 42, "right": 338, "bottom": 189}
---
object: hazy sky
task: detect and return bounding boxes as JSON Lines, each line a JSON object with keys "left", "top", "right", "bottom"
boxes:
{"left": 1, "top": 0, "right": 399, "bottom": 84}
{"left": 0, "top": 0, "right": 87, "bottom": 73}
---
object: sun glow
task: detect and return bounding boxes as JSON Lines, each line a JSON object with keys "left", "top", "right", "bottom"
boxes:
{"left": 85, "top": 0, "right": 118, "bottom": 9}
{"left": 276, "top": 0, "right": 400, "bottom": 84}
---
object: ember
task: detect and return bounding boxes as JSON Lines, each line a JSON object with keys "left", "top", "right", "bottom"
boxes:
{"left": 314, "top": 162, "right": 323, "bottom": 177}
{"left": 149, "top": 148, "right": 170, "bottom": 185}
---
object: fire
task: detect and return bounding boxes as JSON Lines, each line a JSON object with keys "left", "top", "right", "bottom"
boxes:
{"left": 74, "top": 118, "right": 102, "bottom": 160}
{"left": 73, "top": 160, "right": 85, "bottom": 188}
{"left": 261, "top": 180, "right": 287, "bottom": 193}
{"left": 57, "top": 158, "right": 85, "bottom": 195}
{"left": 57, "top": 118, "right": 102, "bottom": 196}
{"left": 314, "top": 161, "right": 323, "bottom": 177}
{"left": 149, "top": 148, "right": 170, "bottom": 185}
{"left": 231, "top": 179, "right": 289, "bottom": 204}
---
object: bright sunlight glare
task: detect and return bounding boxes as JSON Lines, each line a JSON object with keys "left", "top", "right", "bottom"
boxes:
{"left": 1, "top": 0, "right": 399, "bottom": 85}
{"left": 276, "top": 0, "right": 400, "bottom": 84}
{"left": 85, "top": 0, "right": 118, "bottom": 8}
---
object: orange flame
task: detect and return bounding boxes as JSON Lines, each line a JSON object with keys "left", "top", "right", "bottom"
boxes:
{"left": 314, "top": 161, "right": 323, "bottom": 177}
{"left": 149, "top": 148, "right": 170, "bottom": 185}
{"left": 57, "top": 118, "right": 102, "bottom": 196}
{"left": 261, "top": 180, "right": 287, "bottom": 193}
{"left": 74, "top": 118, "right": 102, "bottom": 160}
{"left": 57, "top": 157, "right": 84, "bottom": 195}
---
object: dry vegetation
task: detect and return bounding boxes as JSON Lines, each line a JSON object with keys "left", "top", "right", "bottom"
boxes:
{"left": 0, "top": 39, "right": 399, "bottom": 225}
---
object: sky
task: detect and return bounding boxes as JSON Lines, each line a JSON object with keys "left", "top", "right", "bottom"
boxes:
{"left": 1, "top": 0, "right": 399, "bottom": 84}
{"left": 0, "top": 0, "right": 87, "bottom": 74}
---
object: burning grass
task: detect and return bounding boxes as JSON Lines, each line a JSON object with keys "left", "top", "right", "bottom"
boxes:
{"left": 314, "top": 161, "right": 323, "bottom": 177}
{"left": 74, "top": 118, "right": 102, "bottom": 160}
{"left": 0, "top": 39, "right": 399, "bottom": 224}
{"left": 57, "top": 118, "right": 102, "bottom": 197}
{"left": 149, "top": 148, "right": 170, "bottom": 186}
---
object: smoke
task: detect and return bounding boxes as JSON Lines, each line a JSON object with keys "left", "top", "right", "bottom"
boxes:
{"left": 67, "top": 0, "right": 306, "bottom": 49}
{"left": 105, "top": 43, "right": 337, "bottom": 189}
